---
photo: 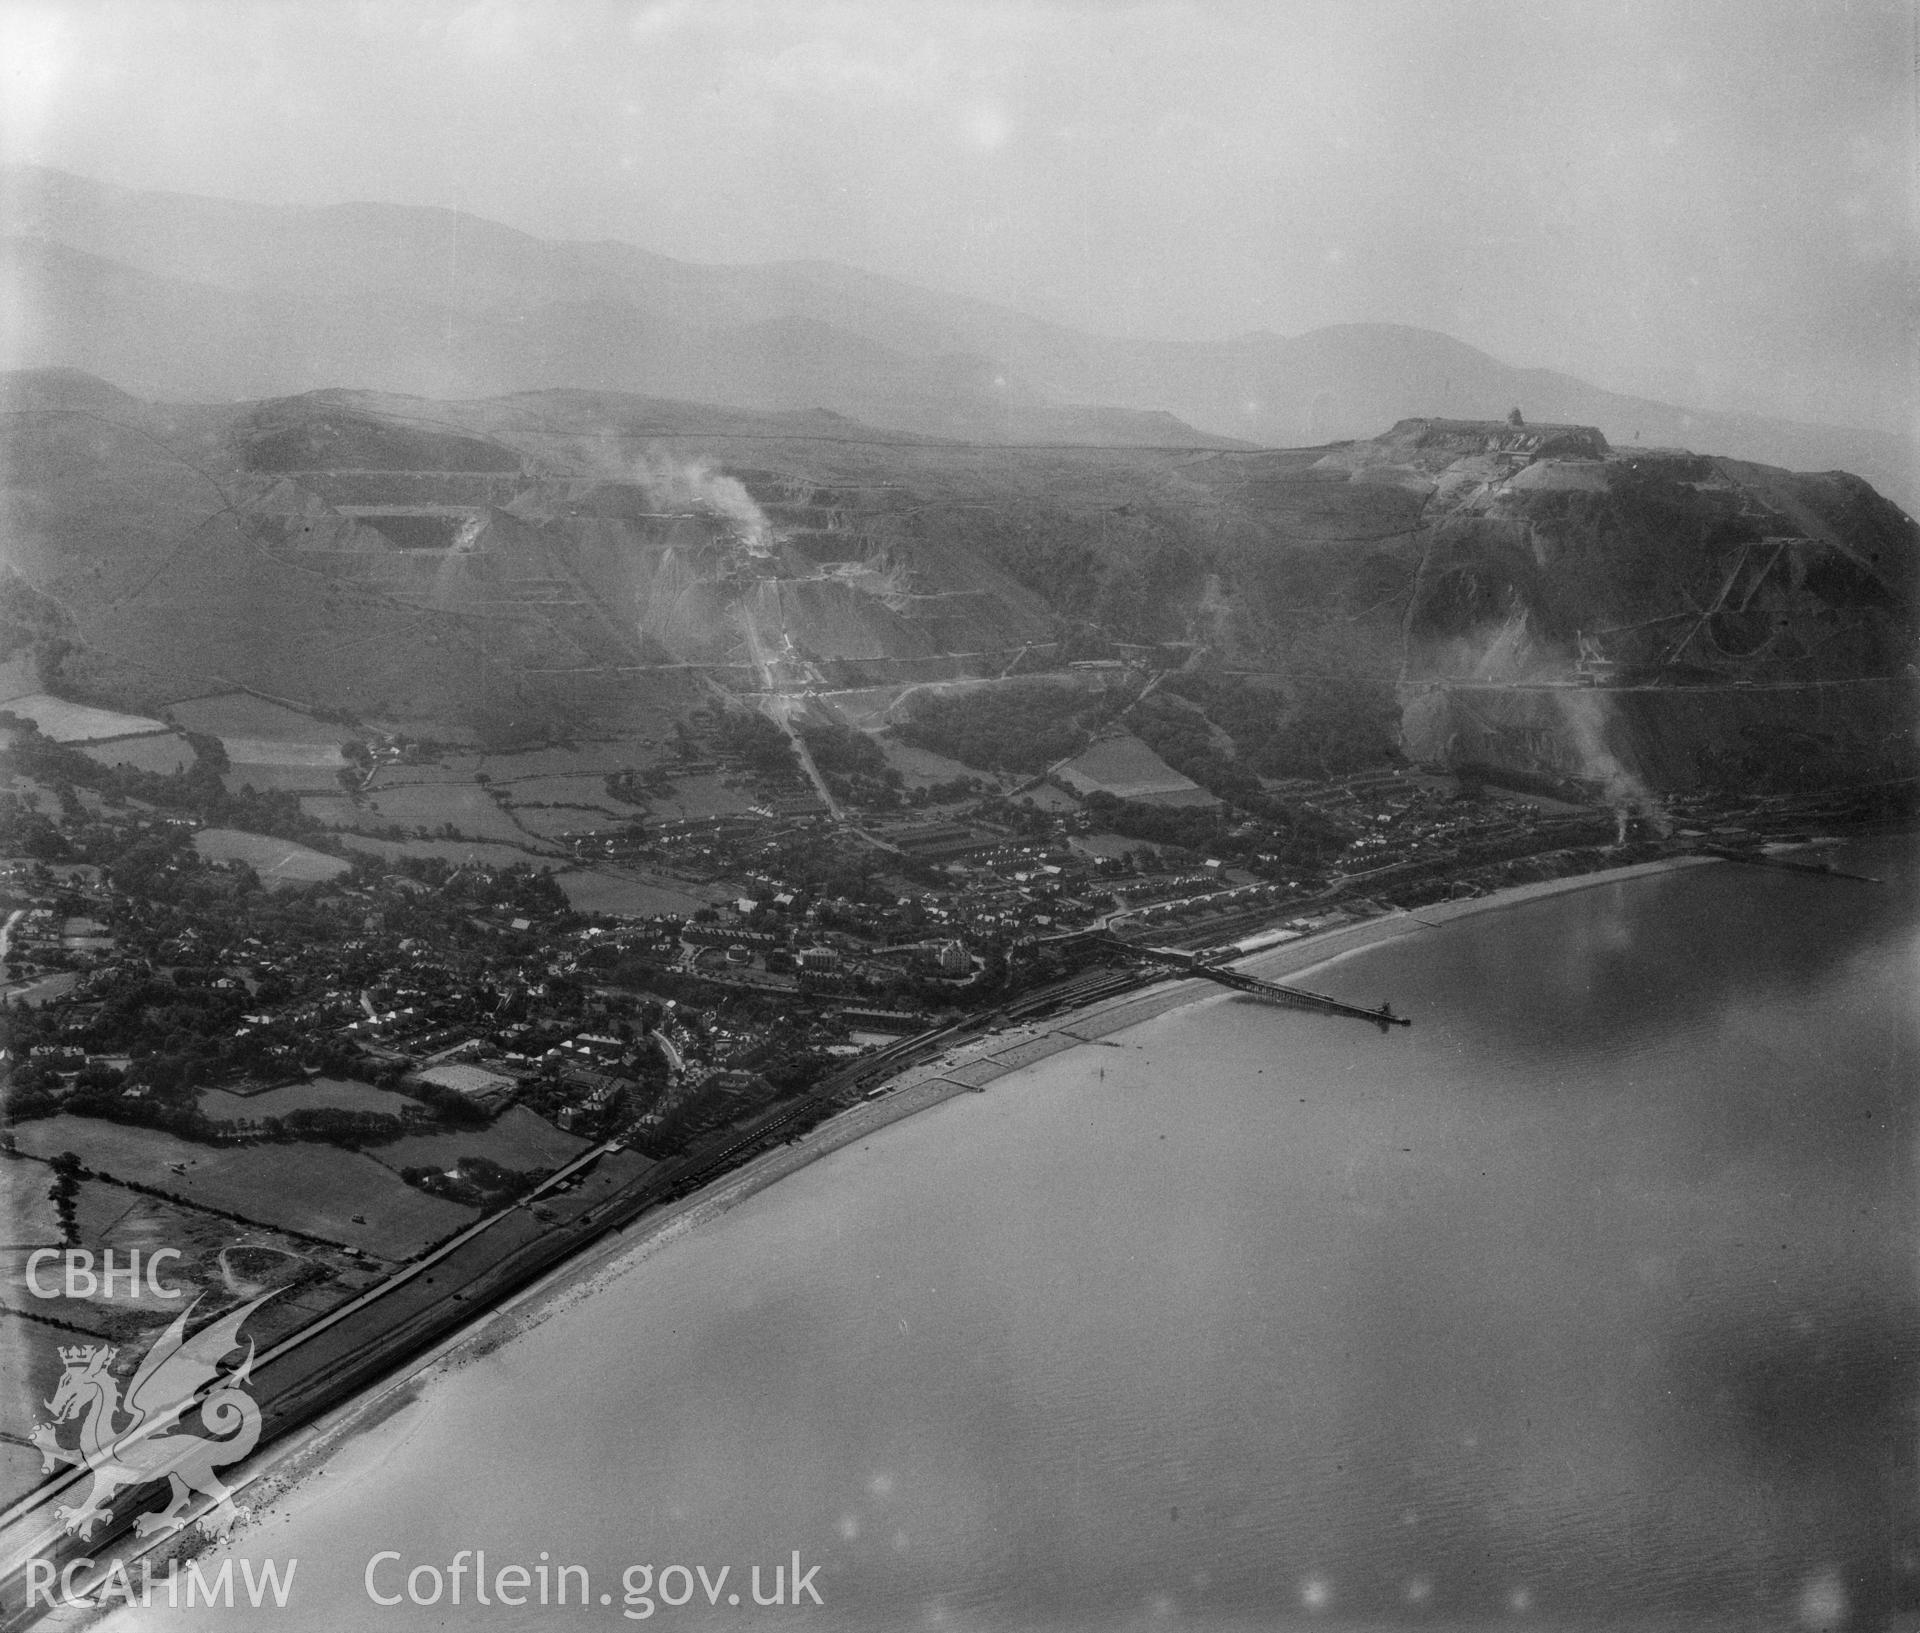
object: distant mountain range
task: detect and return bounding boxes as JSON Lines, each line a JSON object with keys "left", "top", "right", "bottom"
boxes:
{"left": 3, "top": 164, "right": 1912, "bottom": 510}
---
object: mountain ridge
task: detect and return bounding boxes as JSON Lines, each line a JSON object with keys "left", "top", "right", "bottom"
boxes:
{"left": 1, "top": 163, "right": 1912, "bottom": 510}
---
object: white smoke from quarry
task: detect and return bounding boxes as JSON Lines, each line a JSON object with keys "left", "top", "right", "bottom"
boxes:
{"left": 1464, "top": 608, "right": 1538, "bottom": 682}
{"left": 428, "top": 512, "right": 485, "bottom": 611}
{"left": 1419, "top": 607, "right": 1548, "bottom": 689}
{"left": 634, "top": 454, "right": 773, "bottom": 557}
{"left": 1550, "top": 686, "right": 1670, "bottom": 838}
{"left": 1442, "top": 607, "right": 1670, "bottom": 837}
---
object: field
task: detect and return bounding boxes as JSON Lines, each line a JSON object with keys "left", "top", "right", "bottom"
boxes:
{"left": 367, "top": 716, "right": 481, "bottom": 747}
{"left": 0, "top": 1159, "right": 393, "bottom": 1505}
{"left": 476, "top": 743, "right": 654, "bottom": 778}
{"left": 0, "top": 972, "right": 80, "bottom": 1005}
{"left": 0, "top": 693, "right": 170, "bottom": 742}
{"left": 333, "top": 834, "right": 553, "bottom": 868}
{"left": 554, "top": 865, "right": 726, "bottom": 916}
{"left": 354, "top": 782, "right": 539, "bottom": 844}
{"left": 645, "top": 771, "right": 766, "bottom": 821}
{"left": 1018, "top": 782, "right": 1081, "bottom": 812}
{"left": 874, "top": 735, "right": 985, "bottom": 790}
{"left": 2, "top": 766, "right": 45, "bottom": 805}
{"left": 7, "top": 1116, "right": 476, "bottom": 1256}
{"left": 61, "top": 915, "right": 113, "bottom": 952}
{"left": 224, "top": 763, "right": 346, "bottom": 794}
{"left": 3, "top": 1162, "right": 65, "bottom": 1240}
{"left": 513, "top": 806, "right": 630, "bottom": 839}
{"left": 171, "top": 693, "right": 353, "bottom": 790}
{"left": 0, "top": 1179, "right": 356, "bottom": 1322}
{"left": 221, "top": 737, "right": 347, "bottom": 767}
{"left": 168, "top": 691, "right": 349, "bottom": 744}
{"left": 194, "top": 827, "right": 352, "bottom": 886}
{"left": 365, "top": 760, "right": 485, "bottom": 785}
{"left": 300, "top": 793, "right": 367, "bottom": 827}
{"left": 1070, "top": 831, "right": 1170, "bottom": 861}
{"left": 77, "top": 733, "right": 195, "bottom": 774}
{"left": 490, "top": 772, "right": 625, "bottom": 807}
{"left": 0, "top": 775, "right": 55, "bottom": 813}
{"left": 367, "top": 1105, "right": 588, "bottom": 1175}
{"left": 296, "top": 742, "right": 771, "bottom": 853}
{"left": 1055, "top": 732, "right": 1214, "bottom": 804}
{"left": 198, "top": 1076, "right": 426, "bottom": 1123}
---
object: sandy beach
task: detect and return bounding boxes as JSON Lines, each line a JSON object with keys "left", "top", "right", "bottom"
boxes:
{"left": 88, "top": 851, "right": 1729, "bottom": 1575}
{"left": 448, "top": 853, "right": 1729, "bottom": 1341}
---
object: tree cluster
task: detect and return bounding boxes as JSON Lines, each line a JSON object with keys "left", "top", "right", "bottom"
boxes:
{"left": 710, "top": 710, "right": 798, "bottom": 775}
{"left": 897, "top": 683, "right": 1093, "bottom": 775}
{"left": 400, "top": 1155, "right": 540, "bottom": 1210}
{"left": 1161, "top": 670, "right": 1398, "bottom": 782}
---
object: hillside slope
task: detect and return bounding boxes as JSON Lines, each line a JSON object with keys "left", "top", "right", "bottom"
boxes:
{"left": 1, "top": 374, "right": 1911, "bottom": 793}
{"left": 4, "top": 166, "right": 1910, "bottom": 511}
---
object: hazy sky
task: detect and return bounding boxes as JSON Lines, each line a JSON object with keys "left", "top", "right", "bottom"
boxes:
{"left": 0, "top": 0, "right": 1912, "bottom": 432}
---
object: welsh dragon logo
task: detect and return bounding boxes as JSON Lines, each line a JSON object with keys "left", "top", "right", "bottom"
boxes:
{"left": 31, "top": 1291, "right": 275, "bottom": 1541}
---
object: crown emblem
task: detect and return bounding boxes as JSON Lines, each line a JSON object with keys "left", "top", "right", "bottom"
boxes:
{"left": 58, "top": 1344, "right": 112, "bottom": 1367}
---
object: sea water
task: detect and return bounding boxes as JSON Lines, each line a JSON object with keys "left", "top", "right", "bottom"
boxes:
{"left": 106, "top": 839, "right": 1917, "bottom": 1631}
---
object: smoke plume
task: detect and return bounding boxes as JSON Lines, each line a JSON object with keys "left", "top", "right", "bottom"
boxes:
{"left": 1418, "top": 606, "right": 1670, "bottom": 837}
{"left": 1550, "top": 685, "right": 1670, "bottom": 837}
{"left": 634, "top": 454, "right": 773, "bottom": 557}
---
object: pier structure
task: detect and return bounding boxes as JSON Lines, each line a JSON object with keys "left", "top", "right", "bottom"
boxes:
{"left": 1700, "top": 845, "right": 1882, "bottom": 883}
{"left": 1113, "top": 939, "right": 1410, "bottom": 1029}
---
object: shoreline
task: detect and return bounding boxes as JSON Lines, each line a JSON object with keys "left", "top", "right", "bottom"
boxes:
{"left": 68, "top": 852, "right": 1734, "bottom": 1584}
{"left": 0, "top": 847, "right": 1796, "bottom": 1610}
{"left": 1234, "top": 853, "right": 1723, "bottom": 985}
{"left": 307, "top": 852, "right": 1735, "bottom": 1335}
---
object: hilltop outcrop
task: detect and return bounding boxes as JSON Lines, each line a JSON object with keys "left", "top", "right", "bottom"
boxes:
{"left": 0, "top": 377, "right": 1911, "bottom": 794}
{"left": 1350, "top": 419, "right": 1917, "bottom": 793}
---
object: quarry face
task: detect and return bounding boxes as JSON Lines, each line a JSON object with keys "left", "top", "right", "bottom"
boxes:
{"left": 1364, "top": 419, "right": 1918, "bottom": 793}
{"left": 2, "top": 382, "right": 1913, "bottom": 797}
